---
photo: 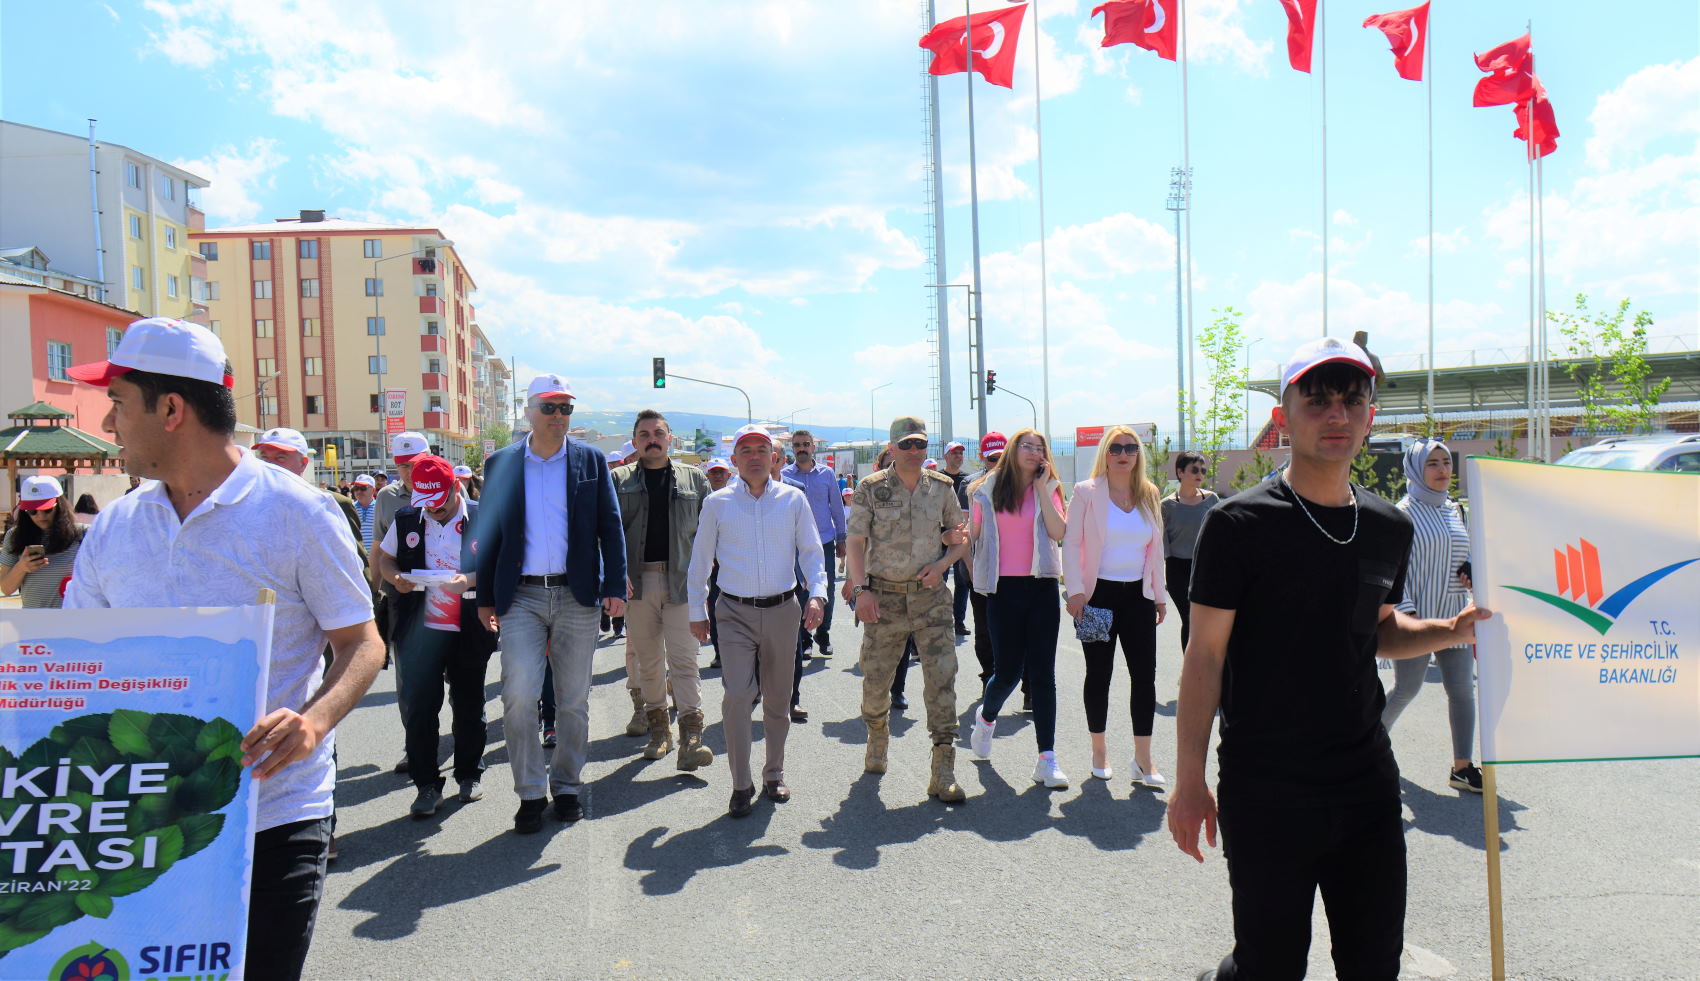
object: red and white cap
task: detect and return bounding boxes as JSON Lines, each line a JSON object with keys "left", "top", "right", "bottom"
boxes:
{"left": 18, "top": 475, "right": 63, "bottom": 511}
{"left": 923, "top": 458, "right": 939, "bottom": 470}
{"left": 980, "top": 431, "right": 1007, "bottom": 457}
{"left": 391, "top": 431, "right": 429, "bottom": 463}
{"left": 352, "top": 474, "right": 376, "bottom": 488}
{"left": 527, "top": 373, "right": 573, "bottom": 401}
{"left": 408, "top": 455, "right": 455, "bottom": 509}
{"left": 731, "top": 424, "right": 772, "bottom": 449}
{"left": 68, "top": 317, "right": 234, "bottom": 388}
{"left": 945, "top": 440, "right": 967, "bottom": 454}
{"left": 1280, "top": 337, "right": 1377, "bottom": 398}
{"left": 704, "top": 458, "right": 731, "bottom": 473}
{"left": 254, "top": 427, "right": 310, "bottom": 457}
{"left": 453, "top": 465, "right": 473, "bottom": 479}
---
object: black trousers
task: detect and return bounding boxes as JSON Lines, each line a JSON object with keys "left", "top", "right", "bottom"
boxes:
{"left": 1079, "top": 578, "right": 1157, "bottom": 736}
{"left": 1216, "top": 791, "right": 1406, "bottom": 981}
{"left": 245, "top": 816, "right": 333, "bottom": 981}
{"left": 1165, "top": 556, "right": 1194, "bottom": 650}
{"left": 397, "top": 624, "right": 491, "bottom": 787}
{"left": 968, "top": 587, "right": 1027, "bottom": 695}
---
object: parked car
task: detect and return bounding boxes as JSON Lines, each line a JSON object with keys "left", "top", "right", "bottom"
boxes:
{"left": 1554, "top": 433, "right": 1700, "bottom": 473}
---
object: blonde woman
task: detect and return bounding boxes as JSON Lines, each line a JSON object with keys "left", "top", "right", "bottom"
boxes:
{"left": 967, "top": 428, "right": 1070, "bottom": 788}
{"left": 1063, "top": 427, "right": 1169, "bottom": 787}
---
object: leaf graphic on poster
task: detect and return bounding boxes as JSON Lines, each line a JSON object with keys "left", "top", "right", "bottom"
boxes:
{"left": 0, "top": 712, "right": 244, "bottom": 957}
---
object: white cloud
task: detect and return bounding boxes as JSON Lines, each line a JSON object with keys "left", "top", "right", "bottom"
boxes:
{"left": 172, "top": 139, "right": 287, "bottom": 225}
{"left": 1332, "top": 209, "right": 1358, "bottom": 227}
{"left": 1585, "top": 57, "right": 1700, "bottom": 170}
{"left": 1188, "top": 0, "right": 1274, "bottom": 74}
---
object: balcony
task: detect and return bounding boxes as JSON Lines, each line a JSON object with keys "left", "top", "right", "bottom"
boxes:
{"left": 413, "top": 257, "right": 442, "bottom": 277}
{"left": 422, "top": 372, "right": 447, "bottom": 391}
{"left": 420, "top": 334, "right": 443, "bottom": 353}
{"left": 418, "top": 296, "right": 445, "bottom": 315}
{"left": 186, "top": 205, "right": 205, "bottom": 232}
{"left": 423, "top": 410, "right": 448, "bottom": 431}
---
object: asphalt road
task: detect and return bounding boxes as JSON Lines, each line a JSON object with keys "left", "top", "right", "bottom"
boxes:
{"left": 307, "top": 598, "right": 1698, "bottom": 980}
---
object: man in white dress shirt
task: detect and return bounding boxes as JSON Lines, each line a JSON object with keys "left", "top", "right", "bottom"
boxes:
{"left": 688, "top": 425, "right": 826, "bottom": 818}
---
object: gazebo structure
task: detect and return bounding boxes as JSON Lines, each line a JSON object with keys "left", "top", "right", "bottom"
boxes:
{"left": 1, "top": 401, "right": 122, "bottom": 492}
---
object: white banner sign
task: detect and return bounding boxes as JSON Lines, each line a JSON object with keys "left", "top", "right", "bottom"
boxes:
{"left": 1467, "top": 457, "right": 1700, "bottom": 764}
{"left": 383, "top": 389, "right": 407, "bottom": 418}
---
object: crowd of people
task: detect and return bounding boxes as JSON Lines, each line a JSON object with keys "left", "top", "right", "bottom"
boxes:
{"left": 3, "top": 318, "right": 1494, "bottom": 981}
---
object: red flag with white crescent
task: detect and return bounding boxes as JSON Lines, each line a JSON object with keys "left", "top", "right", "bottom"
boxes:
{"left": 1278, "top": 0, "right": 1318, "bottom": 73}
{"left": 1362, "top": 2, "right": 1428, "bottom": 81}
{"left": 918, "top": 4, "right": 1028, "bottom": 89}
{"left": 1472, "top": 33, "right": 1535, "bottom": 106}
{"left": 1093, "top": 0, "right": 1177, "bottom": 62}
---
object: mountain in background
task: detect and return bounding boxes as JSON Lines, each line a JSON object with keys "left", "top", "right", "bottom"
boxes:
{"left": 569, "top": 410, "right": 880, "bottom": 446}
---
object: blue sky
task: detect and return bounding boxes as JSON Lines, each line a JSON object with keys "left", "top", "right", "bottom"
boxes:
{"left": 3, "top": 0, "right": 1695, "bottom": 442}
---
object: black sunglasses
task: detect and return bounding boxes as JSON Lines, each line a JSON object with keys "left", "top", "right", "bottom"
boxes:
{"left": 1106, "top": 443, "right": 1140, "bottom": 456}
{"left": 896, "top": 437, "right": 927, "bottom": 450}
{"left": 535, "top": 402, "right": 573, "bottom": 415}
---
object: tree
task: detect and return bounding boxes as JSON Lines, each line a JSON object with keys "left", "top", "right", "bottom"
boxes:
{"left": 1549, "top": 294, "right": 1672, "bottom": 436}
{"left": 1182, "top": 308, "right": 1250, "bottom": 484}
{"left": 1232, "top": 449, "right": 1278, "bottom": 493}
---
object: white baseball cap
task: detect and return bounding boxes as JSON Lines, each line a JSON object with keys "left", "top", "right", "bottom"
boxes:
{"left": 1280, "top": 337, "right": 1377, "bottom": 398}
{"left": 527, "top": 373, "right": 574, "bottom": 401}
{"left": 453, "top": 465, "right": 473, "bottom": 478}
{"left": 606, "top": 449, "right": 626, "bottom": 464}
{"left": 704, "top": 458, "right": 731, "bottom": 473}
{"left": 731, "top": 424, "right": 772, "bottom": 449}
{"left": 390, "top": 431, "right": 429, "bottom": 463}
{"left": 923, "top": 458, "right": 939, "bottom": 470}
{"left": 254, "top": 427, "right": 310, "bottom": 457}
{"left": 69, "top": 317, "right": 233, "bottom": 388}
{"left": 945, "top": 441, "right": 967, "bottom": 454}
{"left": 620, "top": 440, "right": 636, "bottom": 457}
{"left": 352, "top": 474, "right": 376, "bottom": 487}
{"left": 18, "top": 475, "right": 64, "bottom": 511}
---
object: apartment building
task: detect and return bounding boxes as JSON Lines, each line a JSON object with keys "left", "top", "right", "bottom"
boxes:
{"left": 191, "top": 211, "right": 482, "bottom": 471}
{"left": 0, "top": 120, "right": 210, "bottom": 321}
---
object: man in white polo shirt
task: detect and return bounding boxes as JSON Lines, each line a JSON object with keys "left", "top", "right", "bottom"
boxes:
{"left": 63, "top": 317, "right": 382, "bottom": 981}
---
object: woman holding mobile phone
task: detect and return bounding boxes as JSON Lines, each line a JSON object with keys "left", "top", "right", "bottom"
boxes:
{"left": 967, "top": 428, "right": 1070, "bottom": 789}
{"left": 2, "top": 476, "right": 85, "bottom": 609}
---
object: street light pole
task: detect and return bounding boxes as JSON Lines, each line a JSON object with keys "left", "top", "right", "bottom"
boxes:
{"left": 1244, "top": 339, "right": 1260, "bottom": 448}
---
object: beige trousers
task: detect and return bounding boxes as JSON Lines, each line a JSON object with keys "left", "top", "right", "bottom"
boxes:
{"left": 716, "top": 594, "right": 799, "bottom": 790}
{"left": 624, "top": 567, "right": 703, "bottom": 714}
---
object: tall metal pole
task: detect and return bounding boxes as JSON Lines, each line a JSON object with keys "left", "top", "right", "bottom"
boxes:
{"left": 1425, "top": 6, "right": 1435, "bottom": 415}
{"left": 926, "top": 0, "right": 954, "bottom": 447}
{"left": 871, "top": 381, "right": 894, "bottom": 452}
{"left": 1524, "top": 20, "right": 1535, "bottom": 459}
{"left": 1180, "top": 0, "right": 1197, "bottom": 403}
{"left": 86, "top": 120, "right": 107, "bottom": 304}
{"left": 1319, "top": 0, "right": 1329, "bottom": 336}
{"left": 965, "top": 0, "right": 989, "bottom": 438}
{"left": 1537, "top": 154, "right": 1550, "bottom": 459}
{"left": 1167, "top": 171, "right": 1188, "bottom": 450}
{"left": 1023, "top": 0, "right": 1052, "bottom": 446}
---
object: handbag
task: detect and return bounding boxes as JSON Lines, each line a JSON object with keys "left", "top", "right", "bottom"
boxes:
{"left": 1074, "top": 604, "right": 1114, "bottom": 643}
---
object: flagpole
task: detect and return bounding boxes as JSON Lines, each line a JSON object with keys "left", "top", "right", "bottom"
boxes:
{"left": 926, "top": 0, "right": 954, "bottom": 447}
{"left": 1319, "top": 0, "right": 1328, "bottom": 337}
{"left": 1524, "top": 19, "right": 1536, "bottom": 460}
{"left": 1029, "top": 0, "right": 1053, "bottom": 447}
{"left": 1425, "top": 1, "right": 1435, "bottom": 419}
{"left": 1537, "top": 153, "right": 1549, "bottom": 460}
{"left": 966, "top": 0, "right": 989, "bottom": 438}
{"left": 1181, "top": 0, "right": 1197, "bottom": 437}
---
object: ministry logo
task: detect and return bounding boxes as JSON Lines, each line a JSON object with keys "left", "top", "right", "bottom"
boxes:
{"left": 1505, "top": 538, "right": 1698, "bottom": 636}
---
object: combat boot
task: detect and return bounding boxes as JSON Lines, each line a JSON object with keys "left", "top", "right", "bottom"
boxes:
{"left": 624, "top": 688, "right": 646, "bottom": 737}
{"left": 676, "top": 710, "right": 714, "bottom": 771}
{"left": 864, "top": 718, "right": 889, "bottom": 774}
{"left": 642, "top": 708, "right": 674, "bottom": 759}
{"left": 928, "top": 744, "right": 966, "bottom": 803}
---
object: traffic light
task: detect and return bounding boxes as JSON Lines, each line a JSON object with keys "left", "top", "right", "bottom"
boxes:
{"left": 652, "top": 357, "right": 666, "bottom": 389}
{"left": 986, "top": 369, "right": 997, "bottom": 393}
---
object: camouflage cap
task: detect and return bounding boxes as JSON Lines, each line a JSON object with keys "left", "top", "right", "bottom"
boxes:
{"left": 889, "top": 416, "right": 927, "bottom": 441}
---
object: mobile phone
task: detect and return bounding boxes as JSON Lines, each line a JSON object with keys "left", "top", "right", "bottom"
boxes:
{"left": 23, "top": 544, "right": 46, "bottom": 561}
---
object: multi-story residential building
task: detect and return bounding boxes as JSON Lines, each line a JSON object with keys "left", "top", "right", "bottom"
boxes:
{"left": 190, "top": 211, "right": 482, "bottom": 472}
{"left": 0, "top": 265, "right": 141, "bottom": 434}
{"left": 470, "top": 324, "right": 513, "bottom": 439}
{"left": 0, "top": 120, "right": 210, "bottom": 322}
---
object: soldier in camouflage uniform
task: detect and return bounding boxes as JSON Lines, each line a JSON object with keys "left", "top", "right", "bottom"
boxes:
{"left": 844, "top": 416, "right": 971, "bottom": 802}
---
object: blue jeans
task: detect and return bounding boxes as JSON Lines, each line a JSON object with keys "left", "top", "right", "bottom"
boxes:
{"left": 500, "top": 584, "right": 600, "bottom": 800}
{"left": 980, "top": 576, "right": 1061, "bottom": 752}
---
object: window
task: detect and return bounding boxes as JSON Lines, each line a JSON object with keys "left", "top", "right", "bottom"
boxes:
{"left": 428, "top": 358, "right": 442, "bottom": 374}
{"left": 204, "top": 281, "right": 220, "bottom": 301}
{"left": 429, "top": 395, "right": 444, "bottom": 412}
{"left": 164, "top": 226, "right": 176, "bottom": 250}
{"left": 251, "top": 241, "right": 271, "bottom": 260}
{"left": 199, "top": 242, "right": 219, "bottom": 260}
{"left": 368, "top": 356, "right": 388, "bottom": 374}
{"left": 106, "top": 327, "right": 124, "bottom": 356}
{"left": 258, "top": 395, "right": 277, "bottom": 418}
{"left": 158, "top": 175, "right": 175, "bottom": 200}
{"left": 253, "top": 280, "right": 272, "bottom": 299}
{"left": 424, "top": 283, "right": 438, "bottom": 297}
{"left": 362, "top": 239, "right": 382, "bottom": 259}
{"left": 304, "top": 358, "right": 322, "bottom": 376}
{"left": 364, "top": 278, "right": 383, "bottom": 297}
{"left": 129, "top": 215, "right": 142, "bottom": 238}
{"left": 298, "top": 240, "right": 318, "bottom": 259}
{"left": 257, "top": 358, "right": 276, "bottom": 378}
{"left": 425, "top": 320, "right": 440, "bottom": 335}
{"left": 47, "top": 341, "right": 72, "bottom": 381}
{"left": 301, "top": 318, "right": 318, "bottom": 337}
{"left": 254, "top": 319, "right": 274, "bottom": 338}
{"left": 165, "top": 274, "right": 179, "bottom": 298}
{"left": 300, "top": 278, "right": 320, "bottom": 298}
{"left": 305, "top": 395, "right": 323, "bottom": 416}
{"left": 366, "top": 317, "right": 385, "bottom": 336}
{"left": 209, "top": 320, "right": 221, "bottom": 335}
{"left": 370, "top": 394, "right": 382, "bottom": 414}
{"left": 131, "top": 266, "right": 145, "bottom": 291}
{"left": 124, "top": 162, "right": 141, "bottom": 188}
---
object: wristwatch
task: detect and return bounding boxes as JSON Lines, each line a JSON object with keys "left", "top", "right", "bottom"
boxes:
{"left": 852, "top": 584, "right": 870, "bottom": 600}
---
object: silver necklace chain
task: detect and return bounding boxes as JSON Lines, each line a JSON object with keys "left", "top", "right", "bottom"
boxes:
{"left": 1283, "top": 472, "right": 1359, "bottom": 545}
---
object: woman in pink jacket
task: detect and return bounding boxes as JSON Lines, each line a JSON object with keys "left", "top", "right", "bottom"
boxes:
{"left": 1062, "top": 426, "right": 1169, "bottom": 788}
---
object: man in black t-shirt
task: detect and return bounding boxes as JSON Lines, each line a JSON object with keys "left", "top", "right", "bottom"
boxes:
{"left": 1170, "top": 337, "right": 1491, "bottom": 981}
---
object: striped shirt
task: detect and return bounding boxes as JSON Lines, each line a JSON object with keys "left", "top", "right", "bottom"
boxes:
{"left": 1394, "top": 494, "right": 1471, "bottom": 620}
{"left": 353, "top": 499, "right": 377, "bottom": 549}
{"left": 0, "top": 528, "right": 83, "bottom": 609}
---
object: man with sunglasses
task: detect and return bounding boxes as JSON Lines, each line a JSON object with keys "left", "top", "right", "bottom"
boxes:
{"left": 844, "top": 416, "right": 971, "bottom": 802}
{"left": 476, "top": 374, "right": 627, "bottom": 833}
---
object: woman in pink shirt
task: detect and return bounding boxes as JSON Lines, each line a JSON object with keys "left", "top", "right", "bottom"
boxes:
{"left": 967, "top": 428, "right": 1070, "bottom": 789}
{"left": 1062, "top": 426, "right": 1169, "bottom": 789}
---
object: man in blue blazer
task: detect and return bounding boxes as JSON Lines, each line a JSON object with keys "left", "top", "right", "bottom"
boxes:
{"left": 476, "top": 373, "right": 627, "bottom": 833}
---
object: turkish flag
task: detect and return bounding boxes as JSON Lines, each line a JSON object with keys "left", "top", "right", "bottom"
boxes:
{"left": 1093, "top": 0, "right": 1177, "bottom": 62}
{"left": 1513, "top": 76, "right": 1559, "bottom": 158}
{"left": 1278, "top": 0, "right": 1318, "bottom": 73}
{"left": 919, "top": 5, "right": 1029, "bottom": 89}
{"left": 1472, "top": 33, "right": 1535, "bottom": 106}
{"left": 1362, "top": 2, "right": 1428, "bottom": 81}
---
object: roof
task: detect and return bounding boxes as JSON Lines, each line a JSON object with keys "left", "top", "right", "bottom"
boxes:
{"left": 0, "top": 424, "right": 121, "bottom": 459}
{"left": 7, "top": 401, "right": 73, "bottom": 420}
{"left": 0, "top": 121, "right": 209, "bottom": 187}
{"left": 198, "top": 217, "right": 448, "bottom": 236}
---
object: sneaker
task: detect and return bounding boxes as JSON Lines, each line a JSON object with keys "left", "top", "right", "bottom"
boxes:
{"left": 457, "top": 779, "right": 483, "bottom": 803}
{"left": 817, "top": 642, "right": 833, "bottom": 658}
{"left": 553, "top": 793, "right": 584, "bottom": 822}
{"left": 1129, "top": 760, "right": 1169, "bottom": 790}
{"left": 1032, "top": 752, "right": 1069, "bottom": 790}
{"left": 540, "top": 725, "right": 557, "bottom": 748}
{"left": 513, "top": 797, "right": 547, "bottom": 834}
{"left": 392, "top": 754, "right": 410, "bottom": 774}
{"left": 892, "top": 693, "right": 909, "bottom": 711}
{"left": 970, "top": 706, "right": 995, "bottom": 759}
{"left": 410, "top": 784, "right": 443, "bottom": 819}
{"left": 1449, "top": 764, "right": 1484, "bottom": 793}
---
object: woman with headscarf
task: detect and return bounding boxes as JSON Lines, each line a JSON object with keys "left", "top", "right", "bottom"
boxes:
{"left": 1382, "top": 439, "right": 1481, "bottom": 792}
